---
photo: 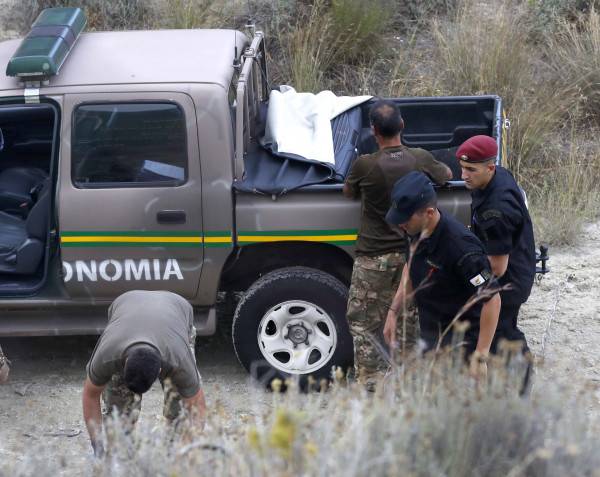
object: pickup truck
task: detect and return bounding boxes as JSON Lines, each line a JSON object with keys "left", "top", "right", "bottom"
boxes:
{"left": 0, "top": 7, "right": 512, "bottom": 386}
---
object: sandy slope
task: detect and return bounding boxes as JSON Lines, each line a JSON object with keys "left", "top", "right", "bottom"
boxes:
{"left": 520, "top": 222, "right": 600, "bottom": 386}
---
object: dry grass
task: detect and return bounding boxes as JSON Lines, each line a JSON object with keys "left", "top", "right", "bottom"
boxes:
{"left": 430, "top": 0, "right": 531, "bottom": 108}
{"left": 543, "top": 7, "right": 600, "bottom": 121}
{"left": 426, "top": 0, "right": 600, "bottom": 244}
{"left": 3, "top": 349, "right": 599, "bottom": 476}
{"left": 270, "top": 0, "right": 343, "bottom": 93}
{"left": 526, "top": 131, "right": 600, "bottom": 245}
{"left": 155, "top": 0, "right": 233, "bottom": 29}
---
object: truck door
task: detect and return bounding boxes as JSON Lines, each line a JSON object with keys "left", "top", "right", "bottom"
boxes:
{"left": 58, "top": 92, "right": 203, "bottom": 300}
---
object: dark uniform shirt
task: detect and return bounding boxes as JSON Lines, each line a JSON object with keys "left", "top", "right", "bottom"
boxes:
{"left": 406, "top": 210, "right": 499, "bottom": 352}
{"left": 345, "top": 145, "right": 448, "bottom": 256}
{"left": 470, "top": 166, "right": 536, "bottom": 307}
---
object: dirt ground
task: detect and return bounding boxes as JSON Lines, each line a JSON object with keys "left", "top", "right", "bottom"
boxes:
{"left": 1, "top": 222, "right": 599, "bottom": 473}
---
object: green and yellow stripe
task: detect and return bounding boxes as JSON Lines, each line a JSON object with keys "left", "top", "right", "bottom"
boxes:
{"left": 61, "top": 229, "right": 358, "bottom": 248}
{"left": 237, "top": 229, "right": 357, "bottom": 246}
{"left": 61, "top": 231, "right": 231, "bottom": 248}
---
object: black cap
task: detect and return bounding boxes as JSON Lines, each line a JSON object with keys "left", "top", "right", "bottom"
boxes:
{"left": 386, "top": 171, "right": 436, "bottom": 224}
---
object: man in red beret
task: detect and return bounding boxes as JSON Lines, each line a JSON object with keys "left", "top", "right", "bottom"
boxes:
{"left": 457, "top": 135, "right": 535, "bottom": 392}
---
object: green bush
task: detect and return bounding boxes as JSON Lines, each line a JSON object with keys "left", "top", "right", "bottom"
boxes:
{"left": 329, "top": 0, "right": 389, "bottom": 64}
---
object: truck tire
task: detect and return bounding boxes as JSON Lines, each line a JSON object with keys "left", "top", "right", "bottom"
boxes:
{"left": 232, "top": 266, "right": 353, "bottom": 389}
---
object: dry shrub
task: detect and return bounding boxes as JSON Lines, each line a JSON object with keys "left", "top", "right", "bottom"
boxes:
{"left": 502, "top": 84, "right": 578, "bottom": 183}
{"left": 155, "top": 0, "right": 234, "bottom": 30}
{"left": 522, "top": 0, "right": 596, "bottom": 43}
{"left": 3, "top": 350, "right": 600, "bottom": 476}
{"left": 2, "top": 0, "right": 157, "bottom": 33}
{"left": 543, "top": 7, "right": 600, "bottom": 121}
{"left": 504, "top": 83, "right": 599, "bottom": 245}
{"left": 271, "top": 0, "right": 348, "bottom": 93}
{"left": 430, "top": 0, "right": 531, "bottom": 109}
{"left": 527, "top": 131, "right": 600, "bottom": 245}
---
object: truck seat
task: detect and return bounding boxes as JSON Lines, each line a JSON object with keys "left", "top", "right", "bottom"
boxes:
{"left": 0, "top": 167, "right": 48, "bottom": 216}
{"left": 0, "top": 178, "right": 50, "bottom": 274}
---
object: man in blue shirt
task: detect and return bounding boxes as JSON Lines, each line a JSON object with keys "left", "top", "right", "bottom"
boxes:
{"left": 383, "top": 172, "right": 500, "bottom": 378}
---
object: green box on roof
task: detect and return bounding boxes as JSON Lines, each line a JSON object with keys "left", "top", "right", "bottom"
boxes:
{"left": 6, "top": 7, "right": 87, "bottom": 77}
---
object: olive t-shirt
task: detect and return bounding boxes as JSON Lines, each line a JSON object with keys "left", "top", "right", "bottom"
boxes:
{"left": 345, "top": 145, "right": 448, "bottom": 256}
{"left": 86, "top": 290, "right": 200, "bottom": 398}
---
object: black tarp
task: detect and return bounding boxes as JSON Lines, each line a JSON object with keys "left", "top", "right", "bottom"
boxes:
{"left": 233, "top": 106, "right": 363, "bottom": 195}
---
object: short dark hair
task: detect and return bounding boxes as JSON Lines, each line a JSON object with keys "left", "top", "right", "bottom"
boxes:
{"left": 416, "top": 195, "right": 438, "bottom": 214}
{"left": 369, "top": 99, "right": 403, "bottom": 138}
{"left": 124, "top": 347, "right": 161, "bottom": 394}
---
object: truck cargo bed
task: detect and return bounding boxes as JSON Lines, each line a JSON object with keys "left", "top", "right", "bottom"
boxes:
{"left": 235, "top": 95, "right": 502, "bottom": 195}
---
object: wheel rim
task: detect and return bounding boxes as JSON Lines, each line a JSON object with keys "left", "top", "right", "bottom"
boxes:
{"left": 257, "top": 300, "right": 338, "bottom": 375}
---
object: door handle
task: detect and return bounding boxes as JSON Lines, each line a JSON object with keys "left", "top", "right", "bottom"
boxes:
{"left": 157, "top": 210, "right": 186, "bottom": 225}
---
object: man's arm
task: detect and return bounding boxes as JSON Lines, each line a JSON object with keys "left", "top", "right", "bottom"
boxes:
{"left": 383, "top": 264, "right": 413, "bottom": 346}
{"left": 181, "top": 387, "right": 207, "bottom": 431}
{"left": 488, "top": 254, "right": 509, "bottom": 278}
{"left": 468, "top": 292, "right": 500, "bottom": 380}
{"left": 414, "top": 148, "right": 452, "bottom": 185}
{"left": 476, "top": 293, "right": 500, "bottom": 355}
{"left": 343, "top": 183, "right": 358, "bottom": 198}
{"left": 444, "top": 164, "right": 452, "bottom": 181}
{"left": 82, "top": 375, "right": 106, "bottom": 444}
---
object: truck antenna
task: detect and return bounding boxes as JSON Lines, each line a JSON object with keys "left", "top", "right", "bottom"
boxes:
{"left": 233, "top": 25, "right": 241, "bottom": 69}
{"left": 246, "top": 0, "right": 255, "bottom": 35}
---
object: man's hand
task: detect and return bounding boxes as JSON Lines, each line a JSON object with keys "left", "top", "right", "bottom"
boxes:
{"left": 468, "top": 354, "right": 488, "bottom": 381}
{"left": 91, "top": 440, "right": 105, "bottom": 459}
{"left": 383, "top": 310, "right": 398, "bottom": 347}
{"left": 181, "top": 387, "right": 207, "bottom": 438}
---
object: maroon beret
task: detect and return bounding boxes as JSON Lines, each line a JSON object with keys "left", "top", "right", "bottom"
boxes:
{"left": 456, "top": 135, "right": 498, "bottom": 163}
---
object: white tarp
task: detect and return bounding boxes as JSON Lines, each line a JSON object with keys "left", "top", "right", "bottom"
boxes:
{"left": 260, "top": 85, "right": 372, "bottom": 165}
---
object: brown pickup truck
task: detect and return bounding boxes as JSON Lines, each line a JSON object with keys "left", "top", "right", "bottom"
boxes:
{"left": 0, "top": 7, "right": 523, "bottom": 386}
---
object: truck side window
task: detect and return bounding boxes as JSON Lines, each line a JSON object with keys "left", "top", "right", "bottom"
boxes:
{"left": 72, "top": 102, "right": 187, "bottom": 187}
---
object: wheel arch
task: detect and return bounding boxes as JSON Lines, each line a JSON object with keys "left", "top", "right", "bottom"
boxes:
{"left": 220, "top": 241, "right": 354, "bottom": 292}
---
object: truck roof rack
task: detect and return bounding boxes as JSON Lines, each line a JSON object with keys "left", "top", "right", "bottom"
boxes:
{"left": 5, "top": 7, "right": 86, "bottom": 80}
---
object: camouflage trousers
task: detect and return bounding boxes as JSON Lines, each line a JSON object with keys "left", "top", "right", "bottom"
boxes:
{"left": 102, "top": 326, "right": 199, "bottom": 429}
{"left": 346, "top": 253, "right": 419, "bottom": 391}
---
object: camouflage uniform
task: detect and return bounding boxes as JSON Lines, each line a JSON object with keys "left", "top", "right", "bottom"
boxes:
{"left": 102, "top": 326, "right": 199, "bottom": 426}
{"left": 347, "top": 253, "right": 419, "bottom": 391}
